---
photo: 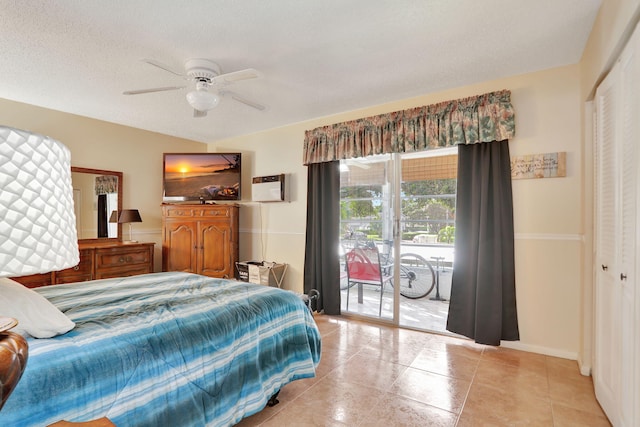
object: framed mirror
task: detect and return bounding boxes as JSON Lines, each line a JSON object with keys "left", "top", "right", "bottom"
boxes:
{"left": 71, "top": 167, "right": 123, "bottom": 242}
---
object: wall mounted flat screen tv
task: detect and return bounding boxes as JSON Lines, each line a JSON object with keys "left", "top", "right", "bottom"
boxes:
{"left": 163, "top": 153, "right": 241, "bottom": 202}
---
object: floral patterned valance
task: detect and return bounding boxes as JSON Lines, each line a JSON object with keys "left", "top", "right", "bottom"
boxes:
{"left": 95, "top": 175, "right": 118, "bottom": 195}
{"left": 303, "top": 90, "right": 515, "bottom": 165}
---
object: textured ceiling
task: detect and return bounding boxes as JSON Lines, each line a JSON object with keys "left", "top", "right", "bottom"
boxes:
{"left": 0, "top": 0, "right": 601, "bottom": 143}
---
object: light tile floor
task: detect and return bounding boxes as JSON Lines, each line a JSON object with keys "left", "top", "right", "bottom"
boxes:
{"left": 341, "top": 283, "right": 453, "bottom": 334}
{"left": 236, "top": 314, "right": 611, "bottom": 426}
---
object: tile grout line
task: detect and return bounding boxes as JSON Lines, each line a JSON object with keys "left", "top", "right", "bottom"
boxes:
{"left": 453, "top": 349, "right": 483, "bottom": 426}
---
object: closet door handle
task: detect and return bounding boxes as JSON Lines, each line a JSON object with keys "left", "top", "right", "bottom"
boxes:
{"left": 620, "top": 273, "right": 627, "bottom": 280}
{"left": 602, "top": 265, "right": 608, "bottom": 271}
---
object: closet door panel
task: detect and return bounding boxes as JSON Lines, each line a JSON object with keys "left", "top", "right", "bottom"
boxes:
{"left": 593, "top": 22, "right": 640, "bottom": 426}
{"left": 594, "top": 65, "right": 621, "bottom": 424}
{"left": 618, "top": 34, "right": 638, "bottom": 427}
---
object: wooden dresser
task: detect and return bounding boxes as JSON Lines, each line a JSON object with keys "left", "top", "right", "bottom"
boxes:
{"left": 162, "top": 204, "right": 238, "bottom": 279}
{"left": 11, "top": 241, "right": 155, "bottom": 288}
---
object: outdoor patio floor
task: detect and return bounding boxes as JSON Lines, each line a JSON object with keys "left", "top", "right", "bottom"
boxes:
{"left": 340, "top": 267, "right": 454, "bottom": 335}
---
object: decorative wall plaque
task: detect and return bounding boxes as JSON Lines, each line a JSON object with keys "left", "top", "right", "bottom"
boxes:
{"left": 511, "top": 152, "right": 566, "bottom": 180}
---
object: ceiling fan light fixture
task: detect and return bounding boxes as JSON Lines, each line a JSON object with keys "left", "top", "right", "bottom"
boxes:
{"left": 186, "top": 89, "right": 220, "bottom": 112}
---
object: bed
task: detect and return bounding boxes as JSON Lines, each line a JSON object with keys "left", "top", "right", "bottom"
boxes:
{"left": 0, "top": 272, "right": 321, "bottom": 426}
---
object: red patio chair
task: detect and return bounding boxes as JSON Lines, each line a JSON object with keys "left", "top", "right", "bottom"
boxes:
{"left": 345, "top": 246, "right": 392, "bottom": 316}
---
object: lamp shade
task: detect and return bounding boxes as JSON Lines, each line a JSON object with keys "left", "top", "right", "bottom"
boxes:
{"left": 109, "top": 210, "right": 119, "bottom": 223}
{"left": 117, "top": 209, "right": 142, "bottom": 224}
{"left": 0, "top": 126, "right": 79, "bottom": 277}
{"left": 186, "top": 90, "right": 220, "bottom": 112}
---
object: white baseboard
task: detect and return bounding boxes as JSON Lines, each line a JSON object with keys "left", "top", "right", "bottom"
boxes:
{"left": 500, "top": 340, "right": 578, "bottom": 361}
{"left": 579, "top": 364, "right": 592, "bottom": 376}
{"left": 577, "top": 355, "right": 592, "bottom": 376}
{"left": 501, "top": 342, "right": 592, "bottom": 377}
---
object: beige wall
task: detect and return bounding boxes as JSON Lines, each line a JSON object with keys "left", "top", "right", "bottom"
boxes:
{"left": 211, "top": 64, "right": 584, "bottom": 359}
{"left": 0, "top": 98, "right": 206, "bottom": 269}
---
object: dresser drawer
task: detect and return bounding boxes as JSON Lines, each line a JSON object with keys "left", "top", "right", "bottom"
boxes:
{"left": 55, "top": 249, "right": 94, "bottom": 284}
{"left": 95, "top": 264, "right": 152, "bottom": 280}
{"left": 95, "top": 246, "right": 152, "bottom": 269}
{"left": 55, "top": 272, "right": 93, "bottom": 284}
{"left": 163, "top": 205, "right": 234, "bottom": 219}
{"left": 11, "top": 273, "right": 52, "bottom": 288}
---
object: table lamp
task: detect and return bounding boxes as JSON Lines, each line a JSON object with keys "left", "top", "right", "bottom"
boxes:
{"left": 109, "top": 210, "right": 119, "bottom": 224}
{"left": 0, "top": 125, "right": 80, "bottom": 409}
{"left": 0, "top": 126, "right": 79, "bottom": 276}
{"left": 118, "top": 209, "right": 142, "bottom": 243}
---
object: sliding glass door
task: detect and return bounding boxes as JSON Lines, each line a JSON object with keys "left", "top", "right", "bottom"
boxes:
{"left": 397, "top": 148, "right": 457, "bottom": 331}
{"left": 339, "top": 148, "right": 457, "bottom": 333}
{"left": 339, "top": 154, "right": 395, "bottom": 320}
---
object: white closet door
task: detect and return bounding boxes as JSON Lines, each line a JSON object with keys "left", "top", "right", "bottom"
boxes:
{"left": 594, "top": 61, "right": 621, "bottom": 424}
{"left": 593, "top": 22, "right": 639, "bottom": 427}
{"left": 617, "top": 28, "right": 638, "bottom": 427}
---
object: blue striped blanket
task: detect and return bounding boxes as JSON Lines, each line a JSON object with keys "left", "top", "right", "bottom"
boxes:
{"left": 1, "top": 272, "right": 321, "bottom": 426}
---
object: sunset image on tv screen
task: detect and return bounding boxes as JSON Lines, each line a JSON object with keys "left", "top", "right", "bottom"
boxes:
{"left": 163, "top": 153, "right": 240, "bottom": 200}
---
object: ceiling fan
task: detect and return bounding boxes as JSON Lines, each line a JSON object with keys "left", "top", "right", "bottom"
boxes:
{"left": 123, "top": 58, "right": 265, "bottom": 117}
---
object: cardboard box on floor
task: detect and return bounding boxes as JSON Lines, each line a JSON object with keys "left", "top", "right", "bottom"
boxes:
{"left": 236, "top": 261, "right": 287, "bottom": 288}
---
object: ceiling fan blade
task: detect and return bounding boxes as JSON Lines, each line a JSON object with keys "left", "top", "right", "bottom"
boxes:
{"left": 142, "top": 58, "right": 185, "bottom": 77}
{"left": 216, "top": 68, "right": 262, "bottom": 84}
{"left": 193, "top": 109, "right": 207, "bottom": 118}
{"left": 220, "top": 90, "right": 265, "bottom": 111}
{"left": 123, "top": 86, "right": 186, "bottom": 95}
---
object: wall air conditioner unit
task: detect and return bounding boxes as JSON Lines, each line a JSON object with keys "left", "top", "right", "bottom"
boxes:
{"left": 252, "top": 174, "right": 287, "bottom": 202}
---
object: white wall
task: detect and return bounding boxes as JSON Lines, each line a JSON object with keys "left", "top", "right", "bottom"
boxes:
{"left": 210, "top": 64, "right": 584, "bottom": 359}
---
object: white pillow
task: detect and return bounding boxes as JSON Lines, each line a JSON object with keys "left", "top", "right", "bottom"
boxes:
{"left": 0, "top": 277, "right": 75, "bottom": 338}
